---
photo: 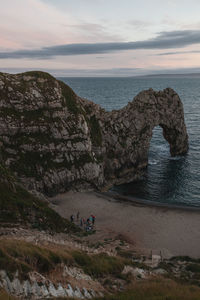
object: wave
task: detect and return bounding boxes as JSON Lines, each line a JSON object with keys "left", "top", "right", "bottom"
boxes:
{"left": 150, "top": 144, "right": 170, "bottom": 158}
{"left": 169, "top": 156, "right": 184, "bottom": 161}
{"left": 153, "top": 144, "right": 169, "bottom": 152}
{"left": 148, "top": 159, "right": 158, "bottom": 165}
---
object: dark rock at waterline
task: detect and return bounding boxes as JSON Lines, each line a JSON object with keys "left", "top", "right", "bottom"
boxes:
{"left": 0, "top": 71, "right": 188, "bottom": 195}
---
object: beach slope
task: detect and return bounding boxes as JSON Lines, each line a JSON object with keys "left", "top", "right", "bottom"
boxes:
{"left": 51, "top": 191, "right": 200, "bottom": 258}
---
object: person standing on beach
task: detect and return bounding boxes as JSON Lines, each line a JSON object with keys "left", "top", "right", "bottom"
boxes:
{"left": 86, "top": 218, "right": 91, "bottom": 231}
{"left": 80, "top": 217, "right": 83, "bottom": 227}
{"left": 70, "top": 215, "right": 74, "bottom": 222}
{"left": 92, "top": 215, "right": 95, "bottom": 225}
{"left": 83, "top": 218, "right": 86, "bottom": 230}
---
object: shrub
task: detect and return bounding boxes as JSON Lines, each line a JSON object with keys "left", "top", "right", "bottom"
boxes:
{"left": 72, "top": 251, "right": 124, "bottom": 278}
{"left": 186, "top": 264, "right": 200, "bottom": 273}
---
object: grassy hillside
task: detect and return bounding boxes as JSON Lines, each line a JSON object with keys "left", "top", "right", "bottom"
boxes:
{"left": 0, "top": 163, "right": 78, "bottom": 233}
{"left": 0, "top": 240, "right": 74, "bottom": 279}
{"left": 0, "top": 239, "right": 128, "bottom": 281}
{"left": 95, "top": 278, "right": 200, "bottom": 300}
{"left": 1, "top": 239, "right": 200, "bottom": 300}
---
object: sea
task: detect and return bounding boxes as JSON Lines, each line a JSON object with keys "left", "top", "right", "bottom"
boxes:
{"left": 60, "top": 76, "right": 200, "bottom": 207}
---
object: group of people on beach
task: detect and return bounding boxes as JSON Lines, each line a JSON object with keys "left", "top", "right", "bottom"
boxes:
{"left": 70, "top": 211, "right": 96, "bottom": 232}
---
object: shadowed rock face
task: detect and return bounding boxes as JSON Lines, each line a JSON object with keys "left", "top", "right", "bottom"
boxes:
{"left": 0, "top": 71, "right": 188, "bottom": 195}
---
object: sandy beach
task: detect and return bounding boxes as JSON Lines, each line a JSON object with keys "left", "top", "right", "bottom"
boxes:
{"left": 50, "top": 191, "right": 200, "bottom": 259}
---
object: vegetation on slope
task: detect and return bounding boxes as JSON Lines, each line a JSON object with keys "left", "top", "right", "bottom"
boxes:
{"left": 95, "top": 278, "right": 200, "bottom": 300}
{"left": 58, "top": 79, "right": 80, "bottom": 114}
{"left": 21, "top": 71, "right": 55, "bottom": 80}
{"left": 1, "top": 238, "right": 200, "bottom": 299}
{"left": 0, "top": 239, "right": 128, "bottom": 281}
{"left": 88, "top": 115, "right": 102, "bottom": 147}
{"left": 0, "top": 240, "right": 74, "bottom": 279}
{"left": 72, "top": 251, "right": 124, "bottom": 278}
{"left": 0, "top": 163, "right": 78, "bottom": 233}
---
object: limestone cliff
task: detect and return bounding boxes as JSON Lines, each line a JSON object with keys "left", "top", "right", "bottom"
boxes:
{"left": 0, "top": 71, "right": 188, "bottom": 195}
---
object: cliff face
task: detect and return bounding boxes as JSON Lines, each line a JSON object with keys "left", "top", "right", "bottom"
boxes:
{"left": 0, "top": 71, "right": 188, "bottom": 195}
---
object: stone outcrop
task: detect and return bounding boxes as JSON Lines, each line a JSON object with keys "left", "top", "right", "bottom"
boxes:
{"left": 0, "top": 71, "right": 189, "bottom": 195}
{"left": 0, "top": 270, "right": 102, "bottom": 299}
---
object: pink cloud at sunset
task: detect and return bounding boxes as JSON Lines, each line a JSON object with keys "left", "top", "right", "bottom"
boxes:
{"left": 1, "top": 0, "right": 200, "bottom": 76}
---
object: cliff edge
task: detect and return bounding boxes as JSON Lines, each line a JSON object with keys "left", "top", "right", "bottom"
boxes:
{"left": 0, "top": 71, "right": 188, "bottom": 195}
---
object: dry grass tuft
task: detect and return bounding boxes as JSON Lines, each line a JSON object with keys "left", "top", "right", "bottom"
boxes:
{"left": 95, "top": 277, "right": 200, "bottom": 300}
{"left": 0, "top": 239, "right": 73, "bottom": 279}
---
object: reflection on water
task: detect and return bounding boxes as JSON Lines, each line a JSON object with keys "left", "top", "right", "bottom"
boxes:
{"left": 113, "top": 126, "right": 196, "bottom": 207}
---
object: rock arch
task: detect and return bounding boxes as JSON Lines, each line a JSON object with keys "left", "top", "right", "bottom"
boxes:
{"left": 102, "top": 88, "right": 189, "bottom": 186}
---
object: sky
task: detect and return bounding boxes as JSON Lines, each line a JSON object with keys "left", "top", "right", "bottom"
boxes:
{"left": 1, "top": 0, "right": 200, "bottom": 76}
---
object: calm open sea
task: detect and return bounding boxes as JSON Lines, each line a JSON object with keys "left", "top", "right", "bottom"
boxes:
{"left": 60, "top": 76, "right": 200, "bottom": 207}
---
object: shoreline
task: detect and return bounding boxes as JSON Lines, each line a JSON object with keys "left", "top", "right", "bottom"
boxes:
{"left": 101, "top": 191, "right": 200, "bottom": 212}
{"left": 50, "top": 190, "right": 200, "bottom": 259}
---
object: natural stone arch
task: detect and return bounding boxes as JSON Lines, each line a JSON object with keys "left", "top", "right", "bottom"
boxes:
{"left": 103, "top": 88, "right": 189, "bottom": 187}
{"left": 0, "top": 72, "right": 189, "bottom": 194}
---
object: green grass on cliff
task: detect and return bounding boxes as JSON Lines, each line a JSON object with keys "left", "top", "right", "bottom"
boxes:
{"left": 21, "top": 71, "right": 55, "bottom": 80}
{"left": 88, "top": 115, "right": 102, "bottom": 147}
{"left": 58, "top": 79, "right": 80, "bottom": 114}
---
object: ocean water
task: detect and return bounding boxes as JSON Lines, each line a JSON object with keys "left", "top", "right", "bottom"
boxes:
{"left": 60, "top": 76, "right": 200, "bottom": 207}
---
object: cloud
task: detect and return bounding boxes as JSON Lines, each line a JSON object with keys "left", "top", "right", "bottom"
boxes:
{"left": 156, "top": 50, "right": 200, "bottom": 56}
{"left": 0, "top": 0, "right": 77, "bottom": 49}
{"left": 66, "top": 21, "right": 123, "bottom": 42}
{"left": 95, "top": 56, "right": 107, "bottom": 59}
{"left": 1, "top": 30, "right": 200, "bottom": 59}
{"left": 1, "top": 0, "right": 122, "bottom": 50}
{"left": 128, "top": 19, "right": 153, "bottom": 29}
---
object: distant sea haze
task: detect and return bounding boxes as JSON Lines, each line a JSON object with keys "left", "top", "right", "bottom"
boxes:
{"left": 60, "top": 76, "right": 200, "bottom": 207}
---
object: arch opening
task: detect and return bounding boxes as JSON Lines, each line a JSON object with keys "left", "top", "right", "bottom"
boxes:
{"left": 113, "top": 125, "right": 187, "bottom": 204}
{"left": 148, "top": 125, "right": 170, "bottom": 166}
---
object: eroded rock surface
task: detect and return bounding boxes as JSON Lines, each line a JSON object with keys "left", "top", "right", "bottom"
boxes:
{"left": 0, "top": 270, "right": 101, "bottom": 299}
{"left": 0, "top": 71, "right": 188, "bottom": 195}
